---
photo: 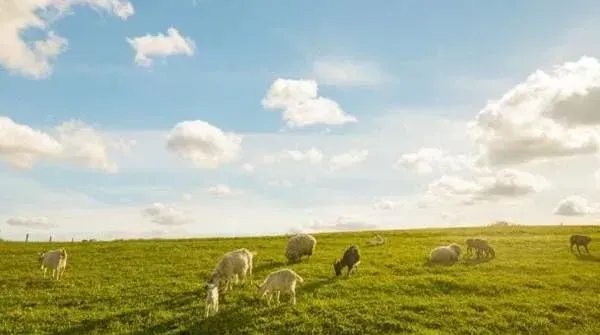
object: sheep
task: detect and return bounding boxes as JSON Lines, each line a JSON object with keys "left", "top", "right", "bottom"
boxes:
{"left": 570, "top": 234, "right": 592, "bottom": 254}
{"left": 204, "top": 282, "right": 219, "bottom": 317}
{"left": 208, "top": 248, "right": 257, "bottom": 293}
{"left": 256, "top": 268, "right": 304, "bottom": 306}
{"left": 465, "top": 238, "right": 494, "bottom": 258}
{"left": 367, "top": 234, "right": 385, "bottom": 246}
{"left": 38, "top": 248, "right": 68, "bottom": 280}
{"left": 284, "top": 233, "right": 316, "bottom": 263}
{"left": 334, "top": 245, "right": 361, "bottom": 277}
{"left": 429, "top": 243, "right": 462, "bottom": 263}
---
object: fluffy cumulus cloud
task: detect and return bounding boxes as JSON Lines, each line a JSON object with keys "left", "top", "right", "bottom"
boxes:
{"left": 372, "top": 198, "right": 404, "bottom": 210}
{"left": 307, "top": 215, "right": 377, "bottom": 232}
{"left": 5, "top": 216, "right": 57, "bottom": 229}
{"left": 469, "top": 56, "right": 600, "bottom": 167}
{"left": 207, "top": 184, "right": 234, "bottom": 197}
{"left": 553, "top": 195, "right": 599, "bottom": 216}
{"left": 141, "top": 203, "right": 192, "bottom": 226}
{"left": 241, "top": 163, "right": 255, "bottom": 173}
{"left": 166, "top": 120, "right": 242, "bottom": 169}
{"left": 0, "top": 116, "right": 129, "bottom": 172}
{"left": 263, "top": 148, "right": 324, "bottom": 164}
{"left": 328, "top": 149, "right": 368, "bottom": 171}
{"left": 0, "top": 0, "right": 134, "bottom": 78}
{"left": 262, "top": 79, "right": 357, "bottom": 128}
{"left": 126, "top": 27, "right": 196, "bottom": 67}
{"left": 427, "top": 169, "right": 550, "bottom": 205}
{"left": 396, "top": 148, "right": 479, "bottom": 175}
{"left": 313, "top": 59, "right": 388, "bottom": 86}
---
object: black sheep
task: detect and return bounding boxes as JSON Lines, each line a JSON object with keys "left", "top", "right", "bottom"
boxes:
{"left": 334, "top": 245, "right": 361, "bottom": 277}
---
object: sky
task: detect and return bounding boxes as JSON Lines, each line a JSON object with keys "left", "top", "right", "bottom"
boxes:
{"left": 3, "top": 0, "right": 600, "bottom": 241}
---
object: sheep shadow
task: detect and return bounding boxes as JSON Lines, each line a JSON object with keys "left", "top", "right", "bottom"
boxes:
{"left": 423, "top": 259, "right": 459, "bottom": 267}
{"left": 574, "top": 254, "right": 600, "bottom": 262}
{"left": 301, "top": 277, "right": 336, "bottom": 293}
{"left": 253, "top": 259, "right": 285, "bottom": 273}
{"left": 462, "top": 257, "right": 494, "bottom": 266}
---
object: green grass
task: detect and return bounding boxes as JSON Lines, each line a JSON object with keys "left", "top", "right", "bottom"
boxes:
{"left": 2, "top": 226, "right": 600, "bottom": 335}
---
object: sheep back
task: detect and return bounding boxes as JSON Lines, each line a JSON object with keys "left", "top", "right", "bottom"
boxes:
{"left": 285, "top": 234, "right": 317, "bottom": 262}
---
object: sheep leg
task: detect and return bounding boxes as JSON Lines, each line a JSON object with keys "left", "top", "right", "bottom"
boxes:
{"left": 248, "top": 265, "right": 253, "bottom": 285}
{"left": 42, "top": 268, "right": 47, "bottom": 278}
{"left": 215, "top": 299, "right": 218, "bottom": 313}
{"left": 290, "top": 290, "right": 296, "bottom": 305}
{"left": 584, "top": 245, "right": 590, "bottom": 254}
{"left": 205, "top": 305, "right": 210, "bottom": 318}
{"left": 577, "top": 245, "right": 582, "bottom": 255}
{"left": 275, "top": 291, "right": 281, "bottom": 305}
{"left": 266, "top": 293, "right": 272, "bottom": 306}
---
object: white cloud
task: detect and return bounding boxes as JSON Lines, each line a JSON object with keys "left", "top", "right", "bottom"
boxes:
{"left": 396, "top": 147, "right": 479, "bottom": 175}
{"left": 166, "top": 120, "right": 242, "bottom": 169}
{"left": 5, "top": 216, "right": 57, "bottom": 229}
{"left": 0, "top": 0, "right": 133, "bottom": 78}
{"left": 126, "top": 27, "right": 195, "bottom": 67}
{"left": 268, "top": 179, "right": 294, "bottom": 188}
{"left": 242, "top": 163, "right": 255, "bottom": 173}
{"left": 469, "top": 56, "right": 600, "bottom": 167}
{"left": 553, "top": 195, "right": 599, "bottom": 216}
{"left": 328, "top": 149, "right": 368, "bottom": 171}
{"left": 141, "top": 203, "right": 192, "bottom": 226}
{"left": 372, "top": 198, "right": 404, "bottom": 210}
{"left": 313, "top": 59, "right": 388, "bottom": 86}
{"left": 306, "top": 215, "right": 377, "bottom": 232}
{"left": 206, "top": 184, "right": 233, "bottom": 197}
{"left": 0, "top": 117, "right": 128, "bottom": 172}
{"left": 262, "top": 79, "right": 357, "bottom": 128}
{"left": 263, "top": 147, "right": 324, "bottom": 164}
{"left": 427, "top": 169, "right": 550, "bottom": 205}
{"left": 0, "top": 116, "right": 63, "bottom": 168}
{"left": 55, "top": 120, "right": 131, "bottom": 173}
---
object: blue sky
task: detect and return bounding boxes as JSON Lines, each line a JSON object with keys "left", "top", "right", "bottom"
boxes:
{"left": 3, "top": 0, "right": 600, "bottom": 240}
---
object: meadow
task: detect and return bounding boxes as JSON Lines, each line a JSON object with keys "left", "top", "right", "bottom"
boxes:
{"left": 1, "top": 225, "right": 600, "bottom": 335}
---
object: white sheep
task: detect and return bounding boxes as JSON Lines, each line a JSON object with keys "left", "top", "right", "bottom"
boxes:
{"left": 38, "top": 248, "right": 68, "bottom": 280}
{"left": 204, "top": 282, "right": 219, "bottom": 317}
{"left": 367, "top": 234, "right": 385, "bottom": 246}
{"left": 429, "top": 243, "right": 462, "bottom": 263}
{"left": 209, "top": 248, "right": 257, "bottom": 292}
{"left": 285, "top": 233, "right": 317, "bottom": 263}
{"left": 256, "top": 268, "right": 304, "bottom": 306}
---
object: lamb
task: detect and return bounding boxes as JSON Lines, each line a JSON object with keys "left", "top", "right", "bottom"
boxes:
{"left": 256, "top": 268, "right": 304, "bottom": 306}
{"left": 334, "top": 245, "right": 361, "bottom": 277}
{"left": 38, "top": 248, "right": 68, "bottom": 280}
{"left": 367, "top": 234, "right": 385, "bottom": 246}
{"left": 285, "top": 233, "right": 317, "bottom": 263}
{"left": 208, "top": 248, "right": 257, "bottom": 293}
{"left": 429, "top": 243, "right": 462, "bottom": 263}
{"left": 204, "top": 282, "right": 219, "bottom": 317}
{"left": 570, "top": 234, "right": 592, "bottom": 254}
{"left": 465, "top": 238, "right": 494, "bottom": 258}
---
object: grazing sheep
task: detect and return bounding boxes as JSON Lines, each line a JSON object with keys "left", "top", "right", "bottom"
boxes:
{"left": 465, "top": 238, "right": 494, "bottom": 258}
{"left": 256, "top": 268, "right": 304, "bottom": 306}
{"left": 570, "top": 235, "right": 592, "bottom": 254}
{"left": 204, "top": 282, "right": 219, "bottom": 317}
{"left": 429, "top": 243, "right": 462, "bottom": 263}
{"left": 285, "top": 234, "right": 317, "bottom": 263}
{"left": 38, "top": 248, "right": 68, "bottom": 280}
{"left": 367, "top": 234, "right": 385, "bottom": 246}
{"left": 209, "top": 248, "right": 257, "bottom": 293}
{"left": 334, "top": 245, "right": 361, "bottom": 277}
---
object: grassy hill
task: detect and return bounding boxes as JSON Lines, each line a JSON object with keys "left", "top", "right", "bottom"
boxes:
{"left": 1, "top": 225, "right": 600, "bottom": 335}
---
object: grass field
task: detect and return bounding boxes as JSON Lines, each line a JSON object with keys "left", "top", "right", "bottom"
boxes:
{"left": 1, "top": 225, "right": 600, "bottom": 335}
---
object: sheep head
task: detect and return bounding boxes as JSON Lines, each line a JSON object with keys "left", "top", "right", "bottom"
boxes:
{"left": 333, "top": 260, "right": 343, "bottom": 276}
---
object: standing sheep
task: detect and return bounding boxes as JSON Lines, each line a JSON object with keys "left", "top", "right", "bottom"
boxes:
{"left": 570, "top": 235, "right": 592, "bottom": 254}
{"left": 209, "top": 248, "right": 257, "bottom": 293}
{"left": 285, "top": 234, "right": 317, "bottom": 263}
{"left": 204, "top": 282, "right": 219, "bottom": 317}
{"left": 334, "top": 245, "right": 361, "bottom": 277}
{"left": 367, "top": 234, "right": 385, "bottom": 246}
{"left": 429, "top": 243, "right": 462, "bottom": 263}
{"left": 38, "top": 248, "right": 68, "bottom": 280}
{"left": 256, "top": 268, "right": 304, "bottom": 306}
{"left": 465, "top": 238, "right": 494, "bottom": 259}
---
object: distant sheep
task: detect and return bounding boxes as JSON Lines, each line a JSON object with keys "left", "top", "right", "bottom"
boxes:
{"left": 367, "top": 234, "right": 385, "bottom": 246}
{"left": 334, "top": 245, "right": 361, "bottom": 277}
{"left": 256, "top": 268, "right": 304, "bottom": 306}
{"left": 465, "top": 238, "right": 495, "bottom": 258}
{"left": 285, "top": 234, "right": 316, "bottom": 263}
{"left": 38, "top": 248, "right": 68, "bottom": 280}
{"left": 570, "top": 235, "right": 592, "bottom": 254}
{"left": 209, "top": 248, "right": 257, "bottom": 293}
{"left": 429, "top": 243, "right": 462, "bottom": 263}
{"left": 204, "top": 282, "right": 219, "bottom": 317}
